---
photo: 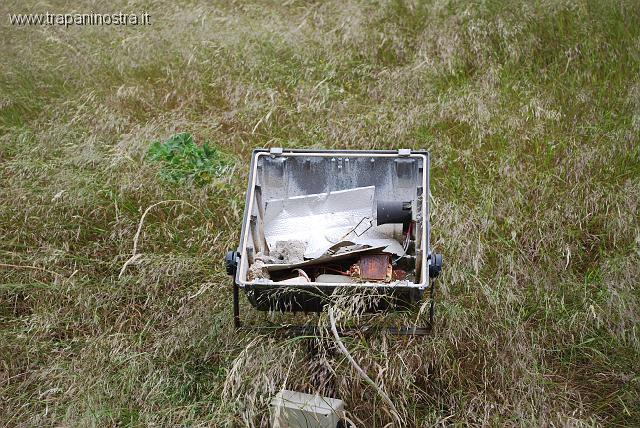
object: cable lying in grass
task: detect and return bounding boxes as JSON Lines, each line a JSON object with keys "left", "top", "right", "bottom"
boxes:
{"left": 328, "top": 306, "right": 402, "bottom": 426}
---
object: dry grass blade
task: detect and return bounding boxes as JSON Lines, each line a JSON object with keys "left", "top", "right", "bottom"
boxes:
{"left": 0, "top": 263, "right": 64, "bottom": 279}
{"left": 118, "top": 199, "right": 198, "bottom": 279}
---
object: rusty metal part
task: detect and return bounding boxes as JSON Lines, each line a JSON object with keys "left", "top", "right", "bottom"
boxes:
{"left": 354, "top": 254, "right": 392, "bottom": 281}
{"left": 348, "top": 263, "right": 360, "bottom": 278}
{"left": 392, "top": 269, "right": 407, "bottom": 280}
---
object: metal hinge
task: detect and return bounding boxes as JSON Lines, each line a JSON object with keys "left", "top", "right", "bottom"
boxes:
{"left": 269, "top": 147, "right": 283, "bottom": 155}
{"left": 398, "top": 148, "right": 411, "bottom": 157}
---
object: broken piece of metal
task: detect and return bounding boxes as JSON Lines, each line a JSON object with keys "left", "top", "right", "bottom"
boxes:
{"left": 264, "top": 186, "right": 376, "bottom": 259}
{"left": 263, "top": 245, "right": 388, "bottom": 272}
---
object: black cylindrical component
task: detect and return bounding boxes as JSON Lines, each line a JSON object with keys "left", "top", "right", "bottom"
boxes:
{"left": 225, "top": 250, "right": 238, "bottom": 276}
{"left": 376, "top": 200, "right": 412, "bottom": 225}
{"left": 429, "top": 253, "right": 443, "bottom": 278}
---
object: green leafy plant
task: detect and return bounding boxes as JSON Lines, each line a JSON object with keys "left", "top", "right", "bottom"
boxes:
{"left": 146, "top": 133, "right": 234, "bottom": 185}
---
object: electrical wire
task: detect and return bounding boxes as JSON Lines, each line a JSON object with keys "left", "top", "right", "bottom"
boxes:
{"left": 393, "top": 222, "right": 413, "bottom": 263}
{"left": 292, "top": 268, "right": 310, "bottom": 281}
{"left": 321, "top": 267, "right": 351, "bottom": 276}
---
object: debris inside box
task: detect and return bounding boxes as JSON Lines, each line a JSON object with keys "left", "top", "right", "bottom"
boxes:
{"left": 246, "top": 185, "right": 418, "bottom": 285}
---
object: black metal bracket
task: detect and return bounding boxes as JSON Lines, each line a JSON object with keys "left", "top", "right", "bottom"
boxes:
{"left": 225, "top": 250, "right": 241, "bottom": 328}
{"left": 428, "top": 252, "right": 442, "bottom": 324}
{"left": 227, "top": 248, "right": 442, "bottom": 335}
{"left": 238, "top": 322, "right": 432, "bottom": 337}
{"left": 230, "top": 280, "right": 438, "bottom": 336}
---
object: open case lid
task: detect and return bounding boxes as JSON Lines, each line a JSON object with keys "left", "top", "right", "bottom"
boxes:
{"left": 235, "top": 148, "right": 431, "bottom": 290}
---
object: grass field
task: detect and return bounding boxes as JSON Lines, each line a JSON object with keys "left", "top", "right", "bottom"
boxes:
{"left": 1, "top": 0, "right": 639, "bottom": 426}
